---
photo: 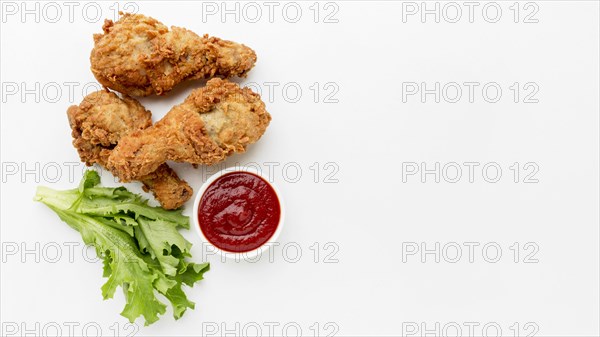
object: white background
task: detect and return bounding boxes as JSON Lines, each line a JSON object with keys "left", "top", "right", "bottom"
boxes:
{"left": 1, "top": 1, "right": 599, "bottom": 336}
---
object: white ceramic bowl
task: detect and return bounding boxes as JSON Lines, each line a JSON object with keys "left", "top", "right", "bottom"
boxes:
{"left": 192, "top": 166, "right": 285, "bottom": 260}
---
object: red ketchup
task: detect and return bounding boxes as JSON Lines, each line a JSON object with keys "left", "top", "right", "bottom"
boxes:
{"left": 198, "top": 172, "right": 281, "bottom": 253}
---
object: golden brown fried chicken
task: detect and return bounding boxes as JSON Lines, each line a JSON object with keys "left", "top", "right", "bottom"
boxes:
{"left": 67, "top": 90, "right": 192, "bottom": 209}
{"left": 107, "top": 78, "right": 271, "bottom": 181}
{"left": 90, "top": 13, "right": 257, "bottom": 97}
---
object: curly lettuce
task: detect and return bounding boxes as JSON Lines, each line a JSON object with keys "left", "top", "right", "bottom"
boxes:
{"left": 34, "top": 170, "right": 209, "bottom": 325}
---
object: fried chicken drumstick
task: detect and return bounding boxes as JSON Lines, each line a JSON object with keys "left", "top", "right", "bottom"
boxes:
{"left": 67, "top": 90, "right": 192, "bottom": 209}
{"left": 107, "top": 78, "right": 271, "bottom": 182}
{"left": 91, "top": 13, "right": 257, "bottom": 97}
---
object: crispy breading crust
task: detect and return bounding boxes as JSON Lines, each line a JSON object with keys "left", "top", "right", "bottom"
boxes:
{"left": 138, "top": 165, "right": 192, "bottom": 210}
{"left": 67, "top": 90, "right": 192, "bottom": 209}
{"left": 90, "top": 13, "right": 257, "bottom": 96}
{"left": 107, "top": 78, "right": 271, "bottom": 181}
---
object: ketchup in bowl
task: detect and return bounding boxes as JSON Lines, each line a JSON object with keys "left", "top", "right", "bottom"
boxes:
{"left": 197, "top": 172, "right": 281, "bottom": 253}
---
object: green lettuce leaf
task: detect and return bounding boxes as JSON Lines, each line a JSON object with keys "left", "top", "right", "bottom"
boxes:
{"left": 135, "top": 217, "right": 193, "bottom": 276}
{"left": 164, "top": 262, "right": 210, "bottom": 319}
{"left": 34, "top": 170, "right": 209, "bottom": 325}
